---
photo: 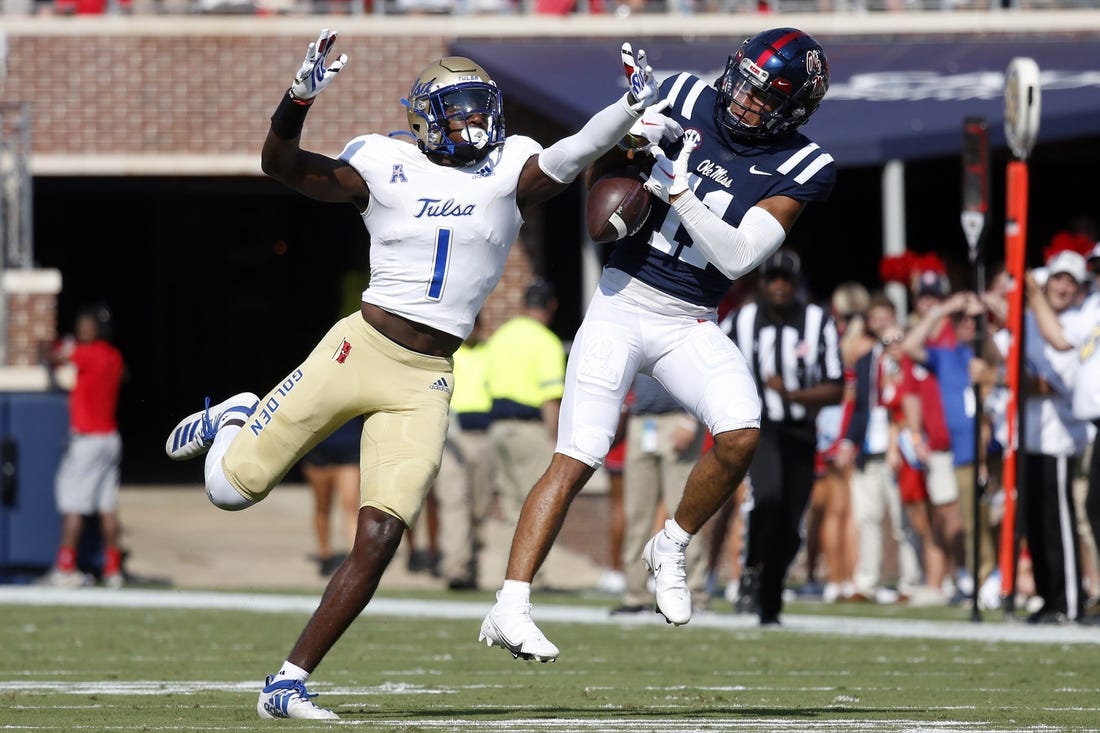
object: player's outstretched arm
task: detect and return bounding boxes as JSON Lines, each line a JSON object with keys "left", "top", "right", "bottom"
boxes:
{"left": 261, "top": 29, "right": 369, "bottom": 206}
{"left": 517, "top": 43, "right": 659, "bottom": 212}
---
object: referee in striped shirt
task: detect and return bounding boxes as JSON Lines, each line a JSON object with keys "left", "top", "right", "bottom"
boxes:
{"left": 726, "top": 250, "right": 844, "bottom": 624}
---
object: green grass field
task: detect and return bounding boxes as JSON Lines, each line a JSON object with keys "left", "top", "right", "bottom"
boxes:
{"left": 2, "top": 587, "right": 1099, "bottom": 732}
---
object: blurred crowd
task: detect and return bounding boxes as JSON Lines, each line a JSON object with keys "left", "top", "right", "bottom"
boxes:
{"left": 9, "top": 0, "right": 1084, "bottom": 17}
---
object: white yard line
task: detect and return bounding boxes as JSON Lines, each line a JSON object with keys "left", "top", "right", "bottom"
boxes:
{"left": 2, "top": 586, "right": 1099, "bottom": 646}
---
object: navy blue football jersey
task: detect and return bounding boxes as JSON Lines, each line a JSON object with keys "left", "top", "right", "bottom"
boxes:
{"left": 606, "top": 73, "right": 836, "bottom": 308}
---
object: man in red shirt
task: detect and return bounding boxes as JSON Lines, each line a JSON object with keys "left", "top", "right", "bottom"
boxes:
{"left": 46, "top": 305, "right": 125, "bottom": 588}
{"left": 892, "top": 343, "right": 966, "bottom": 605}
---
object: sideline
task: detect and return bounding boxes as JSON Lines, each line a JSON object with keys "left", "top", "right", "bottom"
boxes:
{"left": 3, "top": 586, "right": 1098, "bottom": 646}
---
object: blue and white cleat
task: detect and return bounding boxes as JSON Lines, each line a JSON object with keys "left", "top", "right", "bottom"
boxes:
{"left": 256, "top": 675, "right": 338, "bottom": 720}
{"left": 165, "top": 392, "right": 258, "bottom": 461}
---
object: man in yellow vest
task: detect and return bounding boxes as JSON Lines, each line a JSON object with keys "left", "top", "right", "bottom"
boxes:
{"left": 485, "top": 280, "right": 565, "bottom": 523}
{"left": 435, "top": 315, "right": 497, "bottom": 590}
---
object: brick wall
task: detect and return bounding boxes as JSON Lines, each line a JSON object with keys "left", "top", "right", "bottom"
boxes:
{"left": 3, "top": 31, "right": 443, "bottom": 158}
{"left": 1, "top": 269, "right": 61, "bottom": 366}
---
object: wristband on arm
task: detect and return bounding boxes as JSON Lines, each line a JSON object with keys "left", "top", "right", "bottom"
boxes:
{"left": 270, "top": 89, "right": 314, "bottom": 140}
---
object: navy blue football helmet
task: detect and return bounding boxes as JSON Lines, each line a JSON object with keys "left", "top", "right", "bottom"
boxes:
{"left": 402, "top": 57, "right": 506, "bottom": 166}
{"left": 715, "top": 28, "right": 829, "bottom": 142}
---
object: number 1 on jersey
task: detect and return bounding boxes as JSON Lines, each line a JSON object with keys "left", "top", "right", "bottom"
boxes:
{"left": 427, "top": 228, "right": 452, "bottom": 301}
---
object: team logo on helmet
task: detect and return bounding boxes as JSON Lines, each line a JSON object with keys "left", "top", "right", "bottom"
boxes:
{"left": 714, "top": 27, "right": 830, "bottom": 142}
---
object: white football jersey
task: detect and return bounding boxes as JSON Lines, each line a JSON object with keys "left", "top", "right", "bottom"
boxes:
{"left": 340, "top": 133, "right": 543, "bottom": 339}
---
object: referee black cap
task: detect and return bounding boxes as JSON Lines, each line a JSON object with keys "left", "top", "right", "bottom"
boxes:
{"left": 761, "top": 249, "right": 801, "bottom": 278}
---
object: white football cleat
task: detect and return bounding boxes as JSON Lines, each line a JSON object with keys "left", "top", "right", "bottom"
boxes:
{"left": 479, "top": 596, "right": 559, "bottom": 662}
{"left": 165, "top": 392, "right": 258, "bottom": 461}
{"left": 257, "top": 675, "right": 338, "bottom": 720}
{"left": 643, "top": 532, "right": 691, "bottom": 625}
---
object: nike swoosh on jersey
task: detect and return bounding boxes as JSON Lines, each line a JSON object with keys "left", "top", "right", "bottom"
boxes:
{"left": 749, "top": 165, "right": 773, "bottom": 176}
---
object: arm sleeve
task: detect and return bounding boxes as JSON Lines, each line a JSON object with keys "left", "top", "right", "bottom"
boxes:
{"left": 669, "top": 197, "right": 788, "bottom": 280}
{"left": 537, "top": 94, "right": 640, "bottom": 184}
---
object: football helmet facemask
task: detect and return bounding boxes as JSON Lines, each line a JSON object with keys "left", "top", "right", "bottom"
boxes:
{"left": 402, "top": 57, "right": 505, "bottom": 167}
{"left": 714, "top": 28, "right": 829, "bottom": 142}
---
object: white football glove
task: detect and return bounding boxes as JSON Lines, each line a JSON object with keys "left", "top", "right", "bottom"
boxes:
{"left": 625, "top": 99, "right": 684, "bottom": 148}
{"left": 290, "top": 29, "right": 348, "bottom": 102}
{"left": 621, "top": 43, "right": 659, "bottom": 112}
{"left": 644, "top": 132, "right": 699, "bottom": 203}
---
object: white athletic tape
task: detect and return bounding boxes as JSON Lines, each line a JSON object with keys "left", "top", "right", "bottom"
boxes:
{"left": 608, "top": 212, "right": 628, "bottom": 241}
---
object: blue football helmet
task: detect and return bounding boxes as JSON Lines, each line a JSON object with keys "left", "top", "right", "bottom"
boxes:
{"left": 402, "top": 57, "right": 506, "bottom": 167}
{"left": 715, "top": 28, "right": 829, "bottom": 142}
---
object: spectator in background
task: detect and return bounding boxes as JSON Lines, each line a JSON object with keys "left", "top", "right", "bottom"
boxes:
{"left": 484, "top": 279, "right": 565, "bottom": 523}
{"left": 910, "top": 268, "right": 956, "bottom": 348}
{"left": 893, "top": 356, "right": 961, "bottom": 604}
{"left": 53, "top": 0, "right": 129, "bottom": 13}
{"left": 902, "top": 290, "right": 997, "bottom": 602}
{"left": 435, "top": 315, "right": 497, "bottom": 590}
{"left": 892, "top": 267, "right": 968, "bottom": 604}
{"left": 611, "top": 374, "right": 705, "bottom": 616}
{"left": 841, "top": 293, "right": 922, "bottom": 603}
{"left": 300, "top": 417, "right": 363, "bottom": 577}
{"left": 596, "top": 422, "right": 628, "bottom": 595}
{"left": 405, "top": 493, "right": 441, "bottom": 576}
{"left": 1018, "top": 252, "right": 1092, "bottom": 623}
{"left": 714, "top": 479, "right": 749, "bottom": 609}
{"left": 1076, "top": 244, "right": 1100, "bottom": 615}
{"left": 727, "top": 250, "right": 844, "bottom": 624}
{"left": 45, "top": 305, "right": 125, "bottom": 588}
{"left": 394, "top": 0, "right": 455, "bottom": 13}
{"left": 810, "top": 281, "right": 869, "bottom": 603}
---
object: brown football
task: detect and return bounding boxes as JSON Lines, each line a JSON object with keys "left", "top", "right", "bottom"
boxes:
{"left": 586, "top": 168, "right": 652, "bottom": 244}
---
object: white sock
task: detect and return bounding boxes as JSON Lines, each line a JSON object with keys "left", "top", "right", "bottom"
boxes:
{"left": 272, "top": 661, "right": 309, "bottom": 683}
{"left": 498, "top": 579, "right": 531, "bottom": 605}
{"left": 662, "top": 518, "right": 692, "bottom": 548}
{"left": 203, "top": 424, "right": 254, "bottom": 511}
